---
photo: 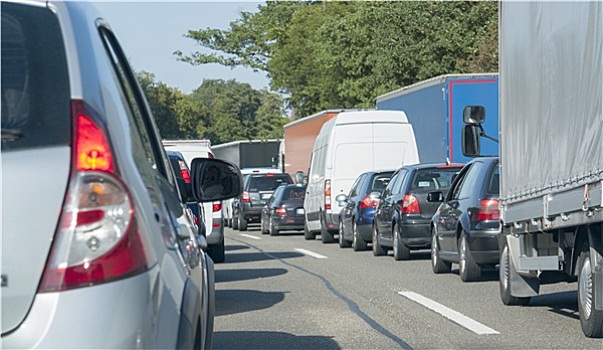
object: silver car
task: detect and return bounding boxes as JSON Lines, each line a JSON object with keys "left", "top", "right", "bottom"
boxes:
{"left": 0, "top": 1, "right": 241, "bottom": 348}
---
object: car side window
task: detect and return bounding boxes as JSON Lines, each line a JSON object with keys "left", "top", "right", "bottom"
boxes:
{"left": 453, "top": 161, "right": 484, "bottom": 200}
{"left": 349, "top": 174, "right": 365, "bottom": 197}
{"left": 391, "top": 169, "right": 408, "bottom": 195}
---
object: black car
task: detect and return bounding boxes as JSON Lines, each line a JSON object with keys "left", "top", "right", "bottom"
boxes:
{"left": 260, "top": 184, "right": 306, "bottom": 235}
{"left": 233, "top": 173, "right": 293, "bottom": 230}
{"left": 429, "top": 157, "right": 500, "bottom": 282}
{"left": 373, "top": 163, "right": 464, "bottom": 260}
{"left": 336, "top": 170, "right": 394, "bottom": 250}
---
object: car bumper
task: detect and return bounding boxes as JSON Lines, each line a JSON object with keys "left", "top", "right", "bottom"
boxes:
{"left": 399, "top": 221, "right": 431, "bottom": 248}
{"left": 467, "top": 230, "right": 500, "bottom": 264}
{"left": 274, "top": 216, "right": 305, "bottom": 231}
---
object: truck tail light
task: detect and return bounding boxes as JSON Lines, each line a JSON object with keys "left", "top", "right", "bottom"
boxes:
{"left": 241, "top": 191, "right": 251, "bottom": 203}
{"left": 39, "top": 100, "right": 153, "bottom": 293}
{"left": 325, "top": 180, "right": 331, "bottom": 210}
{"left": 474, "top": 199, "right": 500, "bottom": 221}
{"left": 359, "top": 195, "right": 379, "bottom": 209}
{"left": 401, "top": 194, "right": 420, "bottom": 214}
{"left": 213, "top": 201, "right": 222, "bottom": 212}
{"left": 178, "top": 161, "right": 191, "bottom": 184}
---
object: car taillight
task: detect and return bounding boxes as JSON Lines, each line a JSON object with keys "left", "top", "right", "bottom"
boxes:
{"left": 359, "top": 195, "right": 379, "bottom": 209}
{"left": 179, "top": 160, "right": 191, "bottom": 184}
{"left": 241, "top": 191, "right": 251, "bottom": 203}
{"left": 38, "top": 100, "right": 151, "bottom": 293}
{"left": 325, "top": 180, "right": 331, "bottom": 210}
{"left": 474, "top": 199, "right": 500, "bottom": 221}
{"left": 213, "top": 201, "right": 222, "bottom": 212}
{"left": 275, "top": 206, "right": 287, "bottom": 216}
{"left": 401, "top": 194, "right": 420, "bottom": 214}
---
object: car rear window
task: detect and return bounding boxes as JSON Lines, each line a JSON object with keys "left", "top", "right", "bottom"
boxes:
{"left": 247, "top": 175, "right": 292, "bottom": 192}
{"left": 370, "top": 172, "right": 393, "bottom": 193}
{"left": 410, "top": 168, "right": 462, "bottom": 191}
{"left": 1, "top": 2, "right": 70, "bottom": 151}
{"left": 281, "top": 186, "right": 306, "bottom": 200}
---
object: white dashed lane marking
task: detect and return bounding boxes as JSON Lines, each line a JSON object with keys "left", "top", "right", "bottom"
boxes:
{"left": 239, "top": 234, "right": 261, "bottom": 240}
{"left": 295, "top": 248, "right": 328, "bottom": 259}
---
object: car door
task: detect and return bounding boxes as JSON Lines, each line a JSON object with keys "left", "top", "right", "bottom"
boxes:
{"left": 377, "top": 168, "right": 408, "bottom": 243}
{"left": 342, "top": 173, "right": 366, "bottom": 236}
{"left": 438, "top": 161, "right": 483, "bottom": 254}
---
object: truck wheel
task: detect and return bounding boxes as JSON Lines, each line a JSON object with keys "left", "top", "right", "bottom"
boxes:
{"left": 208, "top": 241, "right": 225, "bottom": 263}
{"left": 352, "top": 221, "right": 368, "bottom": 251}
{"left": 338, "top": 220, "right": 351, "bottom": 248}
{"left": 269, "top": 218, "right": 279, "bottom": 236}
{"left": 320, "top": 213, "right": 334, "bottom": 243}
{"left": 304, "top": 221, "right": 315, "bottom": 240}
{"left": 431, "top": 228, "right": 451, "bottom": 273}
{"left": 372, "top": 224, "right": 387, "bottom": 256}
{"left": 578, "top": 241, "right": 603, "bottom": 337}
{"left": 238, "top": 213, "right": 247, "bottom": 231}
{"left": 499, "top": 242, "right": 531, "bottom": 306}
{"left": 459, "top": 230, "right": 481, "bottom": 282}
{"left": 393, "top": 223, "right": 411, "bottom": 261}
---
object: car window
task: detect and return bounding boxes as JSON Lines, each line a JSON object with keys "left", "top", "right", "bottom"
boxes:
{"left": 391, "top": 169, "right": 409, "bottom": 195}
{"left": 455, "top": 161, "right": 484, "bottom": 200}
{"left": 283, "top": 186, "right": 306, "bottom": 200}
{"left": 410, "top": 168, "right": 461, "bottom": 191}
{"left": 348, "top": 174, "right": 365, "bottom": 197}
{"left": 1, "top": 3, "right": 70, "bottom": 151}
{"left": 487, "top": 163, "right": 500, "bottom": 195}
{"left": 370, "top": 172, "right": 393, "bottom": 193}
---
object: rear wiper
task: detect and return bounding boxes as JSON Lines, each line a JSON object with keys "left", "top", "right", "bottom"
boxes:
{"left": 1, "top": 128, "right": 23, "bottom": 141}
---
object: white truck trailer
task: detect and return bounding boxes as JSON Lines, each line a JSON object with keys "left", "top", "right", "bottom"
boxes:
{"left": 462, "top": 2, "right": 602, "bottom": 337}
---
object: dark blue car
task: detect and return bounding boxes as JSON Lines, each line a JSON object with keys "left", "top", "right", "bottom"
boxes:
{"left": 336, "top": 171, "right": 394, "bottom": 250}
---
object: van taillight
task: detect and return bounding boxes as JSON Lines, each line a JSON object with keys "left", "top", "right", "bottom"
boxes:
{"left": 359, "top": 195, "right": 379, "bottom": 209}
{"left": 324, "top": 180, "right": 332, "bottom": 210}
{"left": 241, "top": 191, "right": 251, "bottom": 203}
{"left": 38, "top": 100, "right": 152, "bottom": 293}
{"left": 179, "top": 160, "right": 191, "bottom": 183}
{"left": 474, "top": 199, "right": 500, "bottom": 221}
{"left": 401, "top": 194, "right": 420, "bottom": 214}
{"left": 213, "top": 201, "right": 222, "bottom": 212}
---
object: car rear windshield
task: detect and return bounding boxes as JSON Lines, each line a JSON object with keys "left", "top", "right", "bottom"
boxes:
{"left": 248, "top": 175, "right": 292, "bottom": 192}
{"left": 1, "top": 2, "right": 70, "bottom": 151}
{"left": 281, "top": 186, "right": 306, "bottom": 200}
{"left": 410, "top": 167, "right": 462, "bottom": 191}
{"left": 370, "top": 172, "right": 393, "bottom": 193}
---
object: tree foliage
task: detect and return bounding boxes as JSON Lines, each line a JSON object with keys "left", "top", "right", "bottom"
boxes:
{"left": 176, "top": 1, "right": 498, "bottom": 118}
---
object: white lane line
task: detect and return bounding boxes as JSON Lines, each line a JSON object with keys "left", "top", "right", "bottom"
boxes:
{"left": 295, "top": 248, "right": 328, "bottom": 259}
{"left": 239, "top": 234, "right": 261, "bottom": 240}
{"left": 398, "top": 291, "right": 499, "bottom": 335}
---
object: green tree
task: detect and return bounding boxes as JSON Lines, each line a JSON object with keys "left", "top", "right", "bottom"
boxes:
{"left": 137, "top": 71, "right": 181, "bottom": 138}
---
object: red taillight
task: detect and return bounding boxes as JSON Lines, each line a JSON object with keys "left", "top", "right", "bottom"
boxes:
{"left": 213, "top": 201, "right": 222, "bottom": 212}
{"left": 275, "top": 206, "right": 287, "bottom": 216}
{"left": 39, "top": 100, "right": 151, "bottom": 293}
{"left": 474, "top": 199, "right": 500, "bottom": 221}
{"left": 401, "top": 194, "right": 420, "bottom": 214}
{"left": 325, "top": 180, "right": 332, "bottom": 210}
{"left": 241, "top": 191, "right": 251, "bottom": 203}
{"left": 359, "top": 195, "right": 379, "bottom": 209}
{"left": 179, "top": 160, "right": 191, "bottom": 184}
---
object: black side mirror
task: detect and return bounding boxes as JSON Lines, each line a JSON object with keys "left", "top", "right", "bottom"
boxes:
{"left": 191, "top": 158, "right": 243, "bottom": 202}
{"left": 462, "top": 125, "right": 481, "bottom": 157}
{"left": 427, "top": 191, "right": 444, "bottom": 203}
{"left": 463, "top": 105, "right": 486, "bottom": 125}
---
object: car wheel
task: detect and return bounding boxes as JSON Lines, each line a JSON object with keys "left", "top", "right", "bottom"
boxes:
{"left": 232, "top": 211, "right": 239, "bottom": 230}
{"left": 372, "top": 224, "right": 387, "bottom": 256}
{"left": 260, "top": 216, "right": 268, "bottom": 234}
{"left": 431, "top": 228, "right": 451, "bottom": 273}
{"left": 578, "top": 240, "right": 603, "bottom": 337}
{"left": 304, "top": 221, "right": 315, "bottom": 240}
{"left": 338, "top": 219, "right": 351, "bottom": 248}
{"left": 208, "top": 240, "right": 225, "bottom": 263}
{"left": 352, "top": 220, "right": 368, "bottom": 251}
{"left": 238, "top": 213, "right": 248, "bottom": 231}
{"left": 227, "top": 217, "right": 232, "bottom": 228}
{"left": 320, "top": 212, "right": 334, "bottom": 243}
{"left": 393, "top": 223, "right": 411, "bottom": 261}
{"left": 459, "top": 230, "right": 481, "bottom": 282}
{"left": 269, "top": 218, "right": 279, "bottom": 236}
{"left": 499, "top": 241, "right": 531, "bottom": 306}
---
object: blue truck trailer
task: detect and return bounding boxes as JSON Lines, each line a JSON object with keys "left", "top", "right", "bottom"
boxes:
{"left": 375, "top": 73, "right": 498, "bottom": 164}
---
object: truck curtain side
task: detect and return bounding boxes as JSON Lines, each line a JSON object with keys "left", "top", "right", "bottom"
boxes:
{"left": 375, "top": 74, "right": 498, "bottom": 164}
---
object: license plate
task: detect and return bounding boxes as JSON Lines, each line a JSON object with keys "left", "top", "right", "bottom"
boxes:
{"left": 296, "top": 208, "right": 305, "bottom": 215}
{"left": 261, "top": 193, "right": 272, "bottom": 199}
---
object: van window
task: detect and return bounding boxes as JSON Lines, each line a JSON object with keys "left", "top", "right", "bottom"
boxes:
{"left": 1, "top": 3, "right": 70, "bottom": 151}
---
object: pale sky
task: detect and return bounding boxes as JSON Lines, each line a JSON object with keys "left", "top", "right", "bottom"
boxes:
{"left": 93, "top": 1, "right": 270, "bottom": 94}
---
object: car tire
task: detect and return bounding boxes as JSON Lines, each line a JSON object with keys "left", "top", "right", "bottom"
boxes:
{"left": 304, "top": 221, "right": 315, "bottom": 240}
{"left": 232, "top": 211, "right": 239, "bottom": 230}
{"left": 352, "top": 220, "right": 368, "bottom": 251}
{"left": 338, "top": 220, "right": 351, "bottom": 248}
{"left": 260, "top": 216, "right": 269, "bottom": 234}
{"left": 269, "top": 218, "right": 279, "bottom": 236}
{"left": 238, "top": 213, "right": 248, "bottom": 231}
{"left": 578, "top": 240, "right": 603, "bottom": 337}
{"left": 393, "top": 223, "right": 411, "bottom": 261}
{"left": 208, "top": 241, "right": 225, "bottom": 264}
{"left": 320, "top": 212, "right": 334, "bottom": 243}
{"left": 431, "top": 228, "right": 451, "bottom": 273}
{"left": 459, "top": 230, "right": 481, "bottom": 282}
{"left": 372, "top": 224, "right": 387, "bottom": 256}
{"left": 499, "top": 241, "right": 531, "bottom": 306}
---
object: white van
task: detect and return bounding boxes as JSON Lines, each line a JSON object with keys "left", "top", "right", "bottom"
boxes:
{"left": 304, "top": 110, "right": 420, "bottom": 243}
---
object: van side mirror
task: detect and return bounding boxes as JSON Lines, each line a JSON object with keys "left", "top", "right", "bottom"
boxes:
{"left": 462, "top": 125, "right": 481, "bottom": 157}
{"left": 463, "top": 105, "right": 485, "bottom": 125}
